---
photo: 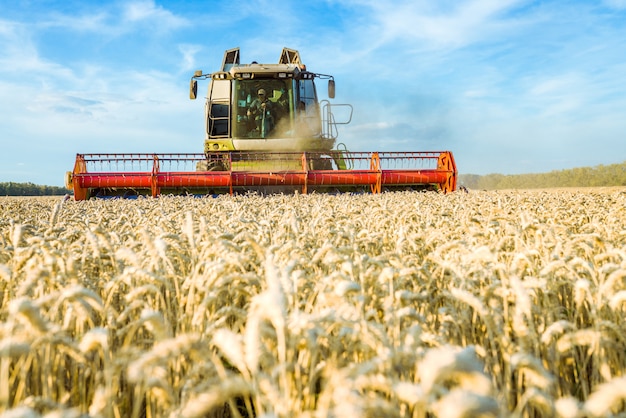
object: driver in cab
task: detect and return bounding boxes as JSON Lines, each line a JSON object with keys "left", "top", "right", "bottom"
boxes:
{"left": 247, "top": 88, "right": 274, "bottom": 136}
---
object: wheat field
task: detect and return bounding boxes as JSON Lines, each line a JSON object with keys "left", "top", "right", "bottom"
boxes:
{"left": 1, "top": 189, "right": 625, "bottom": 417}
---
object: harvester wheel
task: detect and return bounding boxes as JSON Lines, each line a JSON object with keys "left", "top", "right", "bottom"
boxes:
{"left": 207, "top": 161, "right": 227, "bottom": 171}
{"left": 196, "top": 160, "right": 226, "bottom": 171}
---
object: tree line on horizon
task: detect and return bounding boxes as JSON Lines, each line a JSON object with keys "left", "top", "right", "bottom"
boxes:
{"left": 459, "top": 160, "right": 626, "bottom": 190}
{"left": 0, "top": 182, "right": 68, "bottom": 196}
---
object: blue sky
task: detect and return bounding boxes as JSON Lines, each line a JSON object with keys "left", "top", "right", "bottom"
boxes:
{"left": 1, "top": 0, "right": 625, "bottom": 186}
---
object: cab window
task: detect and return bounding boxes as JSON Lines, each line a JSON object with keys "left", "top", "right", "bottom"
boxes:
{"left": 232, "top": 79, "right": 294, "bottom": 138}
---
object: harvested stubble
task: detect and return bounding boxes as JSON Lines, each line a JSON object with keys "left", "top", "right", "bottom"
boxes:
{"left": 0, "top": 189, "right": 626, "bottom": 417}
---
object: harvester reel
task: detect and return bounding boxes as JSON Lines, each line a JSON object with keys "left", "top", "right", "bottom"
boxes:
{"left": 68, "top": 151, "right": 458, "bottom": 199}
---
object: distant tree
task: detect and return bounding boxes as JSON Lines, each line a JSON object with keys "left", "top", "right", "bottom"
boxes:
{"left": 1, "top": 182, "right": 67, "bottom": 196}
{"left": 459, "top": 161, "right": 626, "bottom": 190}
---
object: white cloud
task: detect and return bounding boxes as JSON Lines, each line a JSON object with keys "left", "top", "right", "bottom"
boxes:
{"left": 604, "top": 0, "right": 626, "bottom": 9}
{"left": 178, "top": 44, "right": 203, "bottom": 73}
{"left": 122, "top": 0, "right": 188, "bottom": 30}
{"left": 38, "top": 11, "right": 110, "bottom": 33}
{"left": 0, "top": 20, "right": 76, "bottom": 80}
{"left": 525, "top": 73, "right": 586, "bottom": 115}
{"left": 339, "top": 0, "right": 531, "bottom": 49}
{"left": 20, "top": 2, "right": 189, "bottom": 38}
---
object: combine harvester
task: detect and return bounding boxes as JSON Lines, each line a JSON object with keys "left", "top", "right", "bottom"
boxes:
{"left": 66, "top": 47, "right": 457, "bottom": 200}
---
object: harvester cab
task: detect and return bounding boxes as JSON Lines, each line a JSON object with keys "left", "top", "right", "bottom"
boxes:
{"left": 189, "top": 47, "right": 348, "bottom": 159}
{"left": 65, "top": 47, "right": 457, "bottom": 200}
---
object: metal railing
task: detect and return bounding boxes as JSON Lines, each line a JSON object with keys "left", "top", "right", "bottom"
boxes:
{"left": 321, "top": 101, "right": 353, "bottom": 140}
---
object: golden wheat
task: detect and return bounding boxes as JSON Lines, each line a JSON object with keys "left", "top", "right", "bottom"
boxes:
{"left": 0, "top": 189, "right": 625, "bottom": 417}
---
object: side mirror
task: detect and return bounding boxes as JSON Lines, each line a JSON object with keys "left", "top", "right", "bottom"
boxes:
{"left": 190, "top": 79, "right": 198, "bottom": 100}
{"left": 328, "top": 79, "right": 335, "bottom": 99}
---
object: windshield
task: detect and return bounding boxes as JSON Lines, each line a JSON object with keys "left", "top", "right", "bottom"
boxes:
{"left": 233, "top": 79, "right": 294, "bottom": 139}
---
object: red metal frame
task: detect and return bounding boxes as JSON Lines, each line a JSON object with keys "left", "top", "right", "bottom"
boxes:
{"left": 68, "top": 151, "right": 457, "bottom": 200}
{"left": 370, "top": 152, "right": 381, "bottom": 194}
